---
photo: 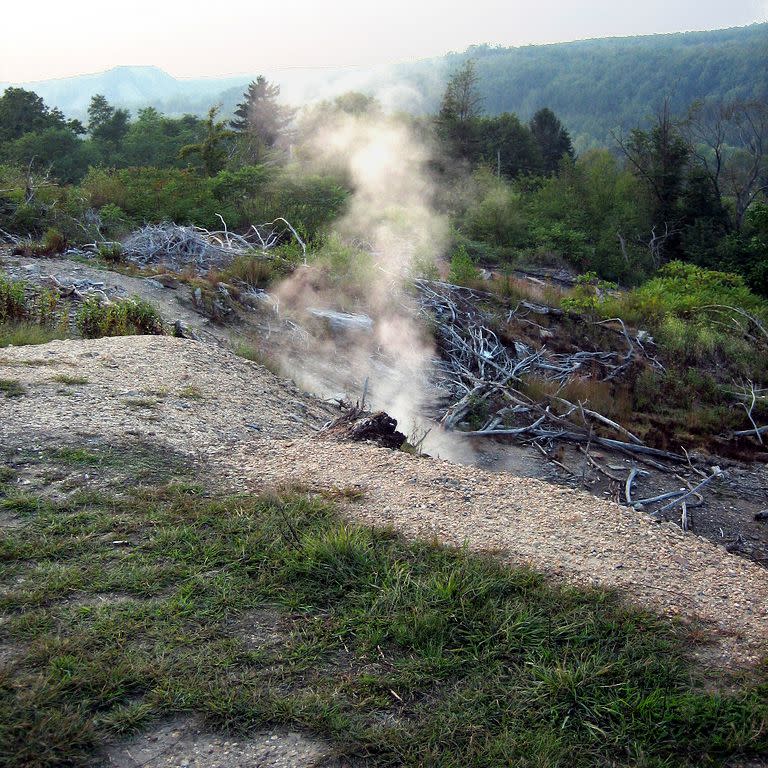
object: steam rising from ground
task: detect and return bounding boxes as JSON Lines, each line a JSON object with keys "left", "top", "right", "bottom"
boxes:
{"left": 273, "top": 109, "right": 452, "bottom": 445}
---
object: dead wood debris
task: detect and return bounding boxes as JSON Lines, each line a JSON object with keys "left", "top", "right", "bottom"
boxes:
{"left": 321, "top": 406, "right": 406, "bottom": 450}
{"left": 413, "top": 279, "right": 736, "bottom": 522}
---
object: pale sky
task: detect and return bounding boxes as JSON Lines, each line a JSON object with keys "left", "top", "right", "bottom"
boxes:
{"left": 3, "top": 0, "right": 767, "bottom": 83}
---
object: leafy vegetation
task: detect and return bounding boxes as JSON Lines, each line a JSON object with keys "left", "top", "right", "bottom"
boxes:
{"left": 75, "top": 296, "right": 164, "bottom": 339}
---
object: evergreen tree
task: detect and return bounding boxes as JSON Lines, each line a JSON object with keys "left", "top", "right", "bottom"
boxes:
{"left": 529, "top": 108, "right": 575, "bottom": 175}
{"left": 230, "top": 76, "right": 290, "bottom": 163}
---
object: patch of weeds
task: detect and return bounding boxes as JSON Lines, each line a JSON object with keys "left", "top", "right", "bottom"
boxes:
{"left": 51, "top": 374, "right": 89, "bottom": 386}
{"left": 320, "top": 485, "right": 366, "bottom": 502}
{"left": 0, "top": 478, "right": 766, "bottom": 767}
{"left": 0, "top": 321, "right": 69, "bottom": 347}
{"left": 75, "top": 296, "right": 164, "bottom": 339}
{"left": 177, "top": 385, "right": 204, "bottom": 400}
{"left": 231, "top": 339, "right": 281, "bottom": 374}
{"left": 0, "top": 378, "right": 26, "bottom": 397}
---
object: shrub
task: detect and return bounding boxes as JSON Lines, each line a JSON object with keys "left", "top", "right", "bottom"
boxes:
{"left": 221, "top": 255, "right": 275, "bottom": 288}
{"left": 97, "top": 242, "right": 124, "bottom": 264}
{"left": 448, "top": 245, "right": 480, "bottom": 286}
{"left": 0, "top": 275, "right": 28, "bottom": 322}
{"left": 42, "top": 228, "right": 66, "bottom": 254}
{"left": 75, "top": 296, "right": 164, "bottom": 339}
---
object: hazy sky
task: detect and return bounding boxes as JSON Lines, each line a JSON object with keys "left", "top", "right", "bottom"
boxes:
{"left": 3, "top": 0, "right": 766, "bottom": 82}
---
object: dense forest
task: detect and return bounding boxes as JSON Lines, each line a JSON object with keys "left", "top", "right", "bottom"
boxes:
{"left": 407, "top": 24, "right": 768, "bottom": 149}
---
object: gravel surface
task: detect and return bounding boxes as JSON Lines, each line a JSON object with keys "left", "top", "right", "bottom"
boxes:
{"left": 103, "top": 718, "right": 335, "bottom": 767}
{"left": 2, "top": 335, "right": 767, "bottom": 669}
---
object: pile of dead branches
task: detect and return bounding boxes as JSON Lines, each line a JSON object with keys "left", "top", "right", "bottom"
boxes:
{"left": 415, "top": 281, "right": 659, "bottom": 421}
{"left": 122, "top": 217, "right": 306, "bottom": 273}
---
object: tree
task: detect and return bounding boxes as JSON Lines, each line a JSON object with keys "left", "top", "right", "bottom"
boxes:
{"left": 121, "top": 108, "right": 204, "bottom": 168}
{"left": 0, "top": 88, "right": 70, "bottom": 142}
{"left": 437, "top": 60, "right": 483, "bottom": 159}
{"left": 474, "top": 113, "right": 542, "bottom": 177}
{"left": 617, "top": 100, "right": 690, "bottom": 261}
{"left": 529, "top": 108, "right": 574, "bottom": 175}
{"left": 179, "top": 106, "right": 232, "bottom": 176}
{"left": 6, "top": 126, "right": 96, "bottom": 183}
{"left": 87, "top": 94, "right": 130, "bottom": 153}
{"left": 684, "top": 99, "right": 768, "bottom": 229}
{"left": 230, "top": 76, "right": 291, "bottom": 163}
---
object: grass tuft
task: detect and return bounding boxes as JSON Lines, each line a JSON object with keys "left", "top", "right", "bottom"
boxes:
{"left": 0, "top": 378, "right": 26, "bottom": 397}
{"left": 51, "top": 374, "right": 89, "bottom": 386}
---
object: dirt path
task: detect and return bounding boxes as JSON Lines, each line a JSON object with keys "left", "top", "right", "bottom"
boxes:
{"left": 2, "top": 335, "right": 766, "bottom": 669}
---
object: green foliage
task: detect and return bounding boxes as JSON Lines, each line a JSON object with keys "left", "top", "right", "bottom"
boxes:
{"left": 75, "top": 296, "right": 164, "bottom": 339}
{"left": 0, "top": 274, "right": 28, "bottom": 323}
{"left": 622, "top": 262, "right": 766, "bottom": 320}
{"left": 311, "top": 234, "right": 375, "bottom": 300}
{"left": 529, "top": 107, "right": 574, "bottom": 175}
{"left": 0, "top": 274, "right": 68, "bottom": 347}
{"left": 448, "top": 245, "right": 479, "bottom": 286}
{"left": 561, "top": 272, "right": 617, "bottom": 314}
{"left": 81, "top": 167, "right": 230, "bottom": 228}
{"left": 427, "top": 25, "right": 767, "bottom": 148}
{"left": 463, "top": 171, "right": 529, "bottom": 251}
{"left": 97, "top": 241, "right": 124, "bottom": 264}
{"left": 179, "top": 106, "right": 232, "bottom": 176}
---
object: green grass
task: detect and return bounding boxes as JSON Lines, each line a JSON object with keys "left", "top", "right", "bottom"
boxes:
{"left": 0, "top": 378, "right": 26, "bottom": 397}
{"left": 0, "top": 321, "right": 69, "bottom": 348}
{"left": 0, "top": 461, "right": 766, "bottom": 767}
{"left": 177, "top": 385, "right": 204, "bottom": 400}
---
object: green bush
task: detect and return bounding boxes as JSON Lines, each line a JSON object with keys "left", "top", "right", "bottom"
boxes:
{"left": 75, "top": 296, "right": 164, "bottom": 339}
{"left": 464, "top": 184, "right": 528, "bottom": 249}
{"left": 0, "top": 274, "right": 28, "bottom": 322}
{"left": 448, "top": 245, "right": 480, "bottom": 286}
{"left": 97, "top": 242, "right": 124, "bottom": 264}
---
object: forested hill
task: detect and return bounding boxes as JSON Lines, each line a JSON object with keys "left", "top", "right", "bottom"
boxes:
{"left": 392, "top": 24, "right": 768, "bottom": 149}
{"left": 3, "top": 24, "right": 766, "bottom": 149}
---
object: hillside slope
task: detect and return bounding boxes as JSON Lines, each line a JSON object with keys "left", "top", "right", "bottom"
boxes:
{"left": 2, "top": 334, "right": 766, "bottom": 669}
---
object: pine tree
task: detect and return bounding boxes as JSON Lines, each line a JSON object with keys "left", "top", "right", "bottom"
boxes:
{"left": 230, "top": 76, "right": 291, "bottom": 163}
{"left": 529, "top": 108, "right": 575, "bottom": 175}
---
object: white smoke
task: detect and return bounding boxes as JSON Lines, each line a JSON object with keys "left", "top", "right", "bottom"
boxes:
{"left": 272, "top": 107, "right": 451, "bottom": 441}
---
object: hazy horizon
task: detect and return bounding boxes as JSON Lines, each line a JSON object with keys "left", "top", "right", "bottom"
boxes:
{"left": 3, "top": 0, "right": 766, "bottom": 83}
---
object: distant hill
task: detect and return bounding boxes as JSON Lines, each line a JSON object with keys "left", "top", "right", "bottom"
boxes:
{"left": 387, "top": 24, "right": 768, "bottom": 149}
{"left": 3, "top": 24, "right": 766, "bottom": 149}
